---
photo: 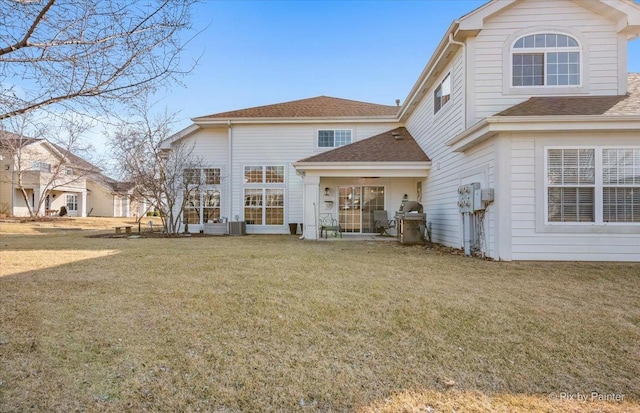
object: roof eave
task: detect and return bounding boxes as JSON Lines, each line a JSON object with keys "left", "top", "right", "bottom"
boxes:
{"left": 448, "top": 115, "right": 640, "bottom": 152}
{"left": 160, "top": 124, "right": 201, "bottom": 149}
{"left": 193, "top": 115, "right": 399, "bottom": 126}
{"left": 397, "top": 21, "right": 460, "bottom": 122}
{"left": 293, "top": 161, "right": 431, "bottom": 170}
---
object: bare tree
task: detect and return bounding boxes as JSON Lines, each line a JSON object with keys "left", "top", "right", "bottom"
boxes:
{"left": 108, "top": 104, "right": 204, "bottom": 234}
{"left": 0, "top": 0, "right": 198, "bottom": 120}
{"left": 0, "top": 114, "right": 100, "bottom": 218}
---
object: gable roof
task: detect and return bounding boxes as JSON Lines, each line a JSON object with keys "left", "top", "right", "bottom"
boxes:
{"left": 194, "top": 96, "right": 399, "bottom": 120}
{"left": 0, "top": 131, "right": 100, "bottom": 172}
{"left": 496, "top": 73, "right": 640, "bottom": 117}
{"left": 297, "top": 127, "right": 430, "bottom": 163}
{"left": 399, "top": 0, "right": 640, "bottom": 122}
{"left": 91, "top": 172, "right": 136, "bottom": 194}
{"left": 0, "top": 131, "right": 39, "bottom": 150}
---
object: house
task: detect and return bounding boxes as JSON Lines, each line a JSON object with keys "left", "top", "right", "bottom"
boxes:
{"left": 166, "top": 0, "right": 640, "bottom": 261}
{"left": 86, "top": 174, "right": 148, "bottom": 219}
{"left": 0, "top": 132, "right": 142, "bottom": 218}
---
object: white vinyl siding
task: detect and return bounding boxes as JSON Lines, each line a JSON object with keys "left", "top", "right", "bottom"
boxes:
{"left": 226, "top": 123, "right": 398, "bottom": 234}
{"left": 406, "top": 50, "right": 499, "bottom": 258}
{"left": 509, "top": 135, "right": 640, "bottom": 262}
{"left": 472, "top": 0, "right": 620, "bottom": 122}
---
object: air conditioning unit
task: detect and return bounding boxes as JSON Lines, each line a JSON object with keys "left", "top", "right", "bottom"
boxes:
{"left": 228, "top": 221, "right": 246, "bottom": 236}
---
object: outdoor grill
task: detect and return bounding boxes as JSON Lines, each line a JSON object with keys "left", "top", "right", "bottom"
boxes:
{"left": 396, "top": 201, "right": 426, "bottom": 245}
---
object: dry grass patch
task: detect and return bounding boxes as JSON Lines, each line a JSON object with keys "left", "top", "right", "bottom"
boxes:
{"left": 0, "top": 227, "right": 639, "bottom": 412}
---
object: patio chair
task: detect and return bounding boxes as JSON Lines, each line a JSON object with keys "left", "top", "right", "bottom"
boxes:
{"left": 373, "top": 210, "right": 396, "bottom": 237}
{"left": 319, "top": 213, "right": 342, "bottom": 238}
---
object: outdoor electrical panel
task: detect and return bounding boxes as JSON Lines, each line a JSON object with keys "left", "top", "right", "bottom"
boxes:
{"left": 473, "top": 188, "right": 495, "bottom": 211}
{"left": 457, "top": 183, "right": 480, "bottom": 213}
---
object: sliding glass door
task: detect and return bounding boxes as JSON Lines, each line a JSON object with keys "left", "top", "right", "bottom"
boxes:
{"left": 338, "top": 186, "right": 385, "bottom": 233}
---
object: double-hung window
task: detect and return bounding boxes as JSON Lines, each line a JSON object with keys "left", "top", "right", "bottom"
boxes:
{"left": 243, "top": 165, "right": 285, "bottom": 225}
{"left": 318, "top": 130, "right": 351, "bottom": 148}
{"left": 547, "top": 149, "right": 595, "bottom": 222}
{"left": 546, "top": 147, "right": 640, "bottom": 224}
{"left": 433, "top": 73, "right": 451, "bottom": 114}
{"left": 512, "top": 33, "right": 580, "bottom": 87}
{"left": 602, "top": 149, "right": 640, "bottom": 222}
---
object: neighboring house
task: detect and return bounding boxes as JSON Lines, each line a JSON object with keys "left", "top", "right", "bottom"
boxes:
{"left": 0, "top": 132, "right": 140, "bottom": 218}
{"left": 166, "top": 0, "right": 640, "bottom": 261}
{"left": 86, "top": 174, "right": 148, "bottom": 218}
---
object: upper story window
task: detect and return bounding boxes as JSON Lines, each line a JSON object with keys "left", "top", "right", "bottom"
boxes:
{"left": 434, "top": 73, "right": 451, "bottom": 114}
{"left": 512, "top": 33, "right": 580, "bottom": 87}
{"left": 184, "top": 167, "right": 221, "bottom": 186}
{"left": 244, "top": 165, "right": 285, "bottom": 184}
{"left": 31, "top": 161, "right": 51, "bottom": 172}
{"left": 318, "top": 130, "right": 351, "bottom": 148}
{"left": 204, "top": 168, "right": 220, "bottom": 185}
{"left": 184, "top": 168, "right": 201, "bottom": 185}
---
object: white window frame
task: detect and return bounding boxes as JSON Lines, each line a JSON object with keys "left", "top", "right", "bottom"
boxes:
{"left": 502, "top": 28, "right": 590, "bottom": 96}
{"left": 433, "top": 73, "right": 451, "bottom": 114}
{"left": 544, "top": 146, "right": 640, "bottom": 226}
{"left": 511, "top": 33, "right": 582, "bottom": 88}
{"left": 243, "top": 164, "right": 286, "bottom": 226}
{"left": 31, "top": 161, "right": 52, "bottom": 172}
{"left": 243, "top": 188, "right": 285, "bottom": 226}
{"left": 317, "top": 129, "right": 352, "bottom": 148}
{"left": 243, "top": 165, "right": 285, "bottom": 184}
{"left": 182, "top": 167, "right": 222, "bottom": 225}
{"left": 66, "top": 194, "right": 78, "bottom": 212}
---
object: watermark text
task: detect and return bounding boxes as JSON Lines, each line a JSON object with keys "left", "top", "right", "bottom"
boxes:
{"left": 548, "top": 392, "right": 625, "bottom": 402}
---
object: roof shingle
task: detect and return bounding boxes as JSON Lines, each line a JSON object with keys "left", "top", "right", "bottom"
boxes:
{"left": 195, "top": 96, "right": 399, "bottom": 119}
{"left": 298, "top": 127, "right": 429, "bottom": 163}
{"left": 497, "top": 73, "right": 640, "bottom": 117}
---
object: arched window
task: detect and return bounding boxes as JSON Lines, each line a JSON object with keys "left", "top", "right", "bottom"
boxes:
{"left": 511, "top": 33, "right": 581, "bottom": 87}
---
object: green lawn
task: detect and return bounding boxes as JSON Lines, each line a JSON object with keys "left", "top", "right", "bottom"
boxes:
{"left": 1, "top": 221, "right": 639, "bottom": 412}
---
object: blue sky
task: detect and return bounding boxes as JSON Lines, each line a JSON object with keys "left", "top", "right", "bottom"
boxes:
{"left": 163, "top": 0, "right": 488, "bottom": 127}
{"left": 157, "top": 0, "right": 640, "bottom": 134}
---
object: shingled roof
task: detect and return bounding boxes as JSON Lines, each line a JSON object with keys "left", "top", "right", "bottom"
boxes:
{"left": 194, "top": 96, "right": 399, "bottom": 120}
{"left": 1, "top": 131, "right": 100, "bottom": 172}
{"left": 497, "top": 73, "right": 640, "bottom": 117}
{"left": 298, "top": 127, "right": 429, "bottom": 163}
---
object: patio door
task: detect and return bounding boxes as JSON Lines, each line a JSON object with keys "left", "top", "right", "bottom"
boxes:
{"left": 338, "top": 186, "right": 385, "bottom": 233}
{"left": 65, "top": 194, "right": 78, "bottom": 217}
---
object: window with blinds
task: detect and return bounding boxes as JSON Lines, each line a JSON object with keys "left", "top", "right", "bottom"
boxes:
{"left": 546, "top": 147, "right": 640, "bottom": 224}
{"left": 547, "top": 148, "right": 594, "bottom": 222}
{"left": 603, "top": 148, "right": 640, "bottom": 222}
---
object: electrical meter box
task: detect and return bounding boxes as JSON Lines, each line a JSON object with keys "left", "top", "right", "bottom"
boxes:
{"left": 457, "top": 183, "right": 480, "bottom": 213}
{"left": 473, "top": 188, "right": 495, "bottom": 211}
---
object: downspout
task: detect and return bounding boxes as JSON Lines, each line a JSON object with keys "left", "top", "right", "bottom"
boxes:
{"left": 449, "top": 32, "right": 466, "bottom": 129}
{"left": 227, "top": 120, "right": 233, "bottom": 221}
